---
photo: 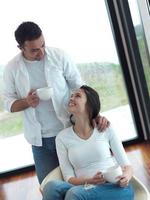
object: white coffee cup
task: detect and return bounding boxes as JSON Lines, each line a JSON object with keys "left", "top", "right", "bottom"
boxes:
{"left": 36, "top": 87, "right": 53, "bottom": 101}
{"left": 103, "top": 165, "right": 122, "bottom": 183}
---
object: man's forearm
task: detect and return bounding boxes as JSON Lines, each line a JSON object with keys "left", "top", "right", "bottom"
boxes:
{"left": 11, "top": 99, "right": 30, "bottom": 112}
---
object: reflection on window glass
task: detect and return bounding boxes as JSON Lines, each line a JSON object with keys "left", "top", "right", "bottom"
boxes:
{"left": 128, "top": 0, "right": 150, "bottom": 96}
{"left": 137, "top": 29, "right": 150, "bottom": 96}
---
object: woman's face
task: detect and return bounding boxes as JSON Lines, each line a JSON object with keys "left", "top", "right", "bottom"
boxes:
{"left": 68, "top": 89, "right": 87, "bottom": 115}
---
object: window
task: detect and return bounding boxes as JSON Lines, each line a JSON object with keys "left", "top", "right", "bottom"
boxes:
{"left": 0, "top": 0, "right": 138, "bottom": 173}
{"left": 129, "top": 0, "right": 150, "bottom": 96}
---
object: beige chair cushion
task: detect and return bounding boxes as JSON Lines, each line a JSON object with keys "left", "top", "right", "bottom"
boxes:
{"left": 40, "top": 167, "right": 150, "bottom": 200}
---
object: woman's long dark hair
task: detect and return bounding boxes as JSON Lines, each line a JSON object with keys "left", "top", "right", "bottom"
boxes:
{"left": 70, "top": 85, "right": 101, "bottom": 127}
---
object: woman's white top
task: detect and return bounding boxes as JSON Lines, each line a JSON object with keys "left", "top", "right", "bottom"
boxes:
{"left": 56, "top": 126, "right": 130, "bottom": 182}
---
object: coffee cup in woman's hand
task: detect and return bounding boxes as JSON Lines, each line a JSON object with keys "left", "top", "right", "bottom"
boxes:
{"left": 103, "top": 165, "right": 122, "bottom": 183}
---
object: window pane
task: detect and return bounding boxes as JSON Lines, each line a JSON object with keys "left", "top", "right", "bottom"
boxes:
{"left": 128, "top": 0, "right": 150, "bottom": 96}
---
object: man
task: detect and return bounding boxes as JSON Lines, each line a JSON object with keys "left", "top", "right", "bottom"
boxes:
{"left": 3, "top": 21, "right": 109, "bottom": 184}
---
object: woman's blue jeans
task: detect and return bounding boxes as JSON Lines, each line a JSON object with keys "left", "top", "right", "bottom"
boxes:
{"left": 32, "top": 137, "right": 59, "bottom": 184}
{"left": 42, "top": 180, "right": 134, "bottom": 200}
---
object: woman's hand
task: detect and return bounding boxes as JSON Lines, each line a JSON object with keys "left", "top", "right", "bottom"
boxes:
{"left": 88, "top": 172, "right": 106, "bottom": 185}
{"left": 93, "top": 115, "right": 110, "bottom": 132}
{"left": 117, "top": 166, "right": 133, "bottom": 187}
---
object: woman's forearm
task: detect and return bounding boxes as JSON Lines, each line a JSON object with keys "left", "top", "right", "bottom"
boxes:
{"left": 68, "top": 177, "right": 90, "bottom": 185}
{"left": 68, "top": 177, "right": 91, "bottom": 186}
{"left": 68, "top": 172, "right": 105, "bottom": 185}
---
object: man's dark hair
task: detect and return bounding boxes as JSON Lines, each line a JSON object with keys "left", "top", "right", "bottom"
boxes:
{"left": 14, "top": 21, "right": 42, "bottom": 47}
{"left": 70, "top": 85, "right": 101, "bottom": 127}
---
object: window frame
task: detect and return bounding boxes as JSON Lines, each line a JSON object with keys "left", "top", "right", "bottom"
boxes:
{"left": 105, "top": 0, "right": 150, "bottom": 145}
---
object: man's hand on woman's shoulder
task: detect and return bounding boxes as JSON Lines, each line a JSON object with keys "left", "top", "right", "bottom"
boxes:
{"left": 93, "top": 115, "right": 110, "bottom": 132}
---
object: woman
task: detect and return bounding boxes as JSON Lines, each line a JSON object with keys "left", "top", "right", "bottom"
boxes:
{"left": 43, "top": 85, "right": 134, "bottom": 200}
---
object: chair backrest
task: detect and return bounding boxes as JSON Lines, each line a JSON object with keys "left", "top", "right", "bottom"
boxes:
{"left": 40, "top": 167, "right": 63, "bottom": 191}
{"left": 130, "top": 176, "right": 150, "bottom": 200}
{"left": 40, "top": 166, "right": 150, "bottom": 200}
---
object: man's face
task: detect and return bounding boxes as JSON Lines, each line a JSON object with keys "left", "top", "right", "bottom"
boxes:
{"left": 21, "top": 35, "right": 45, "bottom": 61}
